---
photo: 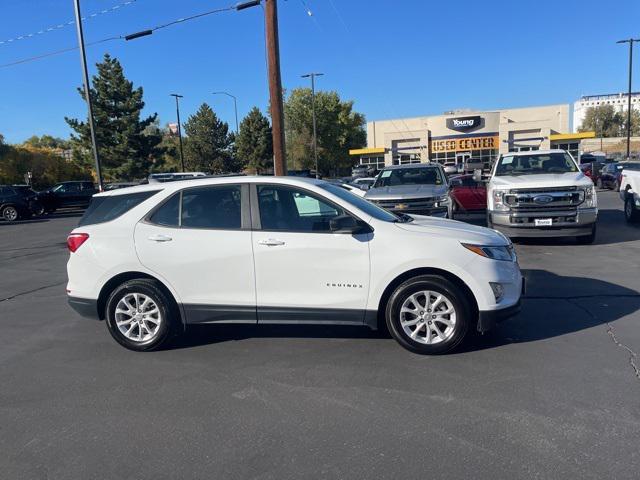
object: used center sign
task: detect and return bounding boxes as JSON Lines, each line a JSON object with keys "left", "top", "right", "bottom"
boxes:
{"left": 431, "top": 136, "right": 499, "bottom": 153}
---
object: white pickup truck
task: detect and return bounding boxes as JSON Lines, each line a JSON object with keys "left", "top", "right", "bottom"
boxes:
{"left": 486, "top": 150, "right": 597, "bottom": 244}
{"left": 619, "top": 165, "right": 640, "bottom": 223}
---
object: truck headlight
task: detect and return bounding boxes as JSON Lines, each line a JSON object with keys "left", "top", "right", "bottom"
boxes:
{"left": 435, "top": 195, "right": 450, "bottom": 207}
{"left": 462, "top": 243, "right": 516, "bottom": 262}
{"left": 491, "top": 189, "right": 509, "bottom": 211}
{"left": 581, "top": 186, "right": 597, "bottom": 209}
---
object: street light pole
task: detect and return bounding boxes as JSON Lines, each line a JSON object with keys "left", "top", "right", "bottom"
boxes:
{"left": 212, "top": 92, "right": 239, "bottom": 134}
{"left": 617, "top": 38, "right": 639, "bottom": 160}
{"left": 301, "top": 73, "right": 323, "bottom": 178}
{"left": 72, "top": 0, "right": 103, "bottom": 190}
{"left": 170, "top": 94, "right": 185, "bottom": 172}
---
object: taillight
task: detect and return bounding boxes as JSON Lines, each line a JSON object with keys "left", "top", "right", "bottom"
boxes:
{"left": 67, "top": 233, "right": 89, "bottom": 253}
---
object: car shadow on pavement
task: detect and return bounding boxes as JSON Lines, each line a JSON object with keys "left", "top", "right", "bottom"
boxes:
{"left": 166, "top": 269, "right": 639, "bottom": 352}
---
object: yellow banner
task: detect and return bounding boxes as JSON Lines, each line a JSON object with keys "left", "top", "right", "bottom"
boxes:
{"left": 431, "top": 136, "right": 498, "bottom": 153}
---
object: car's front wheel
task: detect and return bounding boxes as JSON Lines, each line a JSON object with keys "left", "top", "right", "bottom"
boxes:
{"left": 105, "top": 279, "right": 177, "bottom": 351}
{"left": 385, "top": 275, "right": 472, "bottom": 354}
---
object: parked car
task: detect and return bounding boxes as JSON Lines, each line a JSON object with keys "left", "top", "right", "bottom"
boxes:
{"left": 597, "top": 162, "right": 622, "bottom": 190}
{"left": 11, "top": 184, "right": 46, "bottom": 216}
{"left": 0, "top": 185, "right": 36, "bottom": 221}
{"left": 487, "top": 150, "right": 597, "bottom": 243}
{"left": 66, "top": 176, "right": 522, "bottom": 355}
{"left": 38, "top": 181, "right": 98, "bottom": 213}
{"left": 352, "top": 165, "right": 376, "bottom": 178}
{"left": 443, "top": 162, "right": 459, "bottom": 175}
{"left": 104, "top": 182, "right": 138, "bottom": 191}
{"left": 364, "top": 163, "right": 452, "bottom": 218}
{"left": 448, "top": 174, "right": 487, "bottom": 214}
{"left": 351, "top": 177, "right": 376, "bottom": 190}
{"left": 620, "top": 167, "right": 640, "bottom": 223}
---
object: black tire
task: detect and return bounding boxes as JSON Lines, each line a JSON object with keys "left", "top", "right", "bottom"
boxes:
{"left": 625, "top": 195, "right": 640, "bottom": 223}
{"left": 596, "top": 178, "right": 603, "bottom": 189}
{"left": 613, "top": 180, "right": 620, "bottom": 192}
{"left": 105, "top": 279, "right": 178, "bottom": 351}
{"left": 30, "top": 202, "right": 45, "bottom": 217}
{"left": 2, "top": 205, "right": 20, "bottom": 222}
{"left": 385, "top": 275, "right": 473, "bottom": 355}
{"left": 576, "top": 224, "right": 597, "bottom": 245}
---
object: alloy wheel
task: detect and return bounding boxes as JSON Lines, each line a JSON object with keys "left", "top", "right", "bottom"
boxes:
{"left": 3, "top": 207, "right": 18, "bottom": 221}
{"left": 399, "top": 290, "right": 457, "bottom": 344}
{"left": 114, "top": 293, "right": 162, "bottom": 343}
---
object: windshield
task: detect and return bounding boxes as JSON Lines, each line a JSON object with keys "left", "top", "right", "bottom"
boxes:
{"left": 495, "top": 152, "right": 578, "bottom": 176}
{"left": 319, "top": 183, "right": 400, "bottom": 222}
{"left": 373, "top": 167, "right": 444, "bottom": 188}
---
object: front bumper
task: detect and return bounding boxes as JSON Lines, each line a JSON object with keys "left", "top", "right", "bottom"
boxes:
{"left": 478, "top": 299, "right": 521, "bottom": 333}
{"left": 489, "top": 208, "right": 597, "bottom": 238}
{"left": 68, "top": 296, "right": 100, "bottom": 320}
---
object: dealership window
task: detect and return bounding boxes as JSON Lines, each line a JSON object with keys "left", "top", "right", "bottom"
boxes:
{"left": 551, "top": 142, "right": 579, "bottom": 159}
{"left": 393, "top": 153, "right": 421, "bottom": 165}
{"left": 509, "top": 145, "right": 540, "bottom": 153}
{"left": 429, "top": 151, "right": 456, "bottom": 164}
{"left": 359, "top": 155, "right": 385, "bottom": 170}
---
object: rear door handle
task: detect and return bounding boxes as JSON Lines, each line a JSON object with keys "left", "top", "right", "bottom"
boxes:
{"left": 258, "top": 239, "right": 285, "bottom": 246}
{"left": 148, "top": 234, "right": 173, "bottom": 242}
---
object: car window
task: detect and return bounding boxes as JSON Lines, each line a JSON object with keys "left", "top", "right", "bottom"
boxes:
{"left": 148, "top": 193, "right": 180, "bottom": 227}
{"left": 79, "top": 191, "right": 159, "bottom": 226}
{"left": 258, "top": 185, "right": 345, "bottom": 232}
{"left": 181, "top": 185, "right": 242, "bottom": 229}
{"left": 495, "top": 153, "right": 578, "bottom": 176}
{"left": 319, "top": 183, "right": 399, "bottom": 222}
{"left": 55, "top": 183, "right": 80, "bottom": 193}
{"left": 374, "top": 167, "right": 444, "bottom": 188}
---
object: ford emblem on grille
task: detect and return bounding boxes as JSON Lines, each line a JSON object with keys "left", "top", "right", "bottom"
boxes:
{"left": 533, "top": 195, "right": 554, "bottom": 204}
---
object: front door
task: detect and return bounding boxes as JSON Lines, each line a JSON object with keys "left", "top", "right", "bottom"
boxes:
{"left": 251, "top": 184, "right": 370, "bottom": 325}
{"left": 455, "top": 152, "right": 471, "bottom": 172}
{"left": 134, "top": 184, "right": 256, "bottom": 324}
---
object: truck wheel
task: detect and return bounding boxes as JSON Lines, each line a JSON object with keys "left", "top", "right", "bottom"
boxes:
{"left": 625, "top": 196, "right": 640, "bottom": 223}
{"left": 385, "top": 275, "right": 472, "bottom": 355}
{"left": 596, "top": 178, "right": 603, "bottom": 189}
{"left": 576, "top": 225, "right": 597, "bottom": 245}
{"left": 105, "top": 279, "right": 178, "bottom": 352}
{"left": 2, "top": 206, "right": 19, "bottom": 222}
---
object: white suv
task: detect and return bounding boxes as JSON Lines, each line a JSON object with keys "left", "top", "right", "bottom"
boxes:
{"left": 67, "top": 176, "right": 523, "bottom": 354}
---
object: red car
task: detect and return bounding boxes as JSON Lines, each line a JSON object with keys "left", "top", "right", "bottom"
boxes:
{"left": 448, "top": 174, "right": 486, "bottom": 214}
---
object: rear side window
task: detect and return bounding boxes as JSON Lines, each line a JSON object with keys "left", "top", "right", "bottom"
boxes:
{"left": 147, "top": 185, "right": 242, "bottom": 229}
{"left": 79, "top": 191, "right": 159, "bottom": 226}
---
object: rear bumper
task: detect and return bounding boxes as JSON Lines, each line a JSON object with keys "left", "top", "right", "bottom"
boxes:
{"left": 68, "top": 296, "right": 100, "bottom": 320}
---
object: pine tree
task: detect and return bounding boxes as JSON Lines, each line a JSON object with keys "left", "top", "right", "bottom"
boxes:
{"left": 183, "top": 103, "right": 236, "bottom": 173}
{"left": 65, "top": 54, "right": 162, "bottom": 180}
{"left": 236, "top": 107, "right": 272, "bottom": 174}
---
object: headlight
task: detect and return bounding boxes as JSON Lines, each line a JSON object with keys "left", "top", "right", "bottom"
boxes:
{"left": 580, "top": 185, "right": 597, "bottom": 209}
{"left": 435, "top": 195, "right": 450, "bottom": 207}
{"left": 462, "top": 243, "right": 516, "bottom": 262}
{"left": 491, "top": 189, "right": 509, "bottom": 211}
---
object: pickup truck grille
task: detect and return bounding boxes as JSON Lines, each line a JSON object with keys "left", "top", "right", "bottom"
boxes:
{"left": 371, "top": 198, "right": 435, "bottom": 209}
{"left": 504, "top": 187, "right": 584, "bottom": 210}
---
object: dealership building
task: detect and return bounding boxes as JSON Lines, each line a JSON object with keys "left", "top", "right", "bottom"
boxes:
{"left": 350, "top": 104, "right": 595, "bottom": 170}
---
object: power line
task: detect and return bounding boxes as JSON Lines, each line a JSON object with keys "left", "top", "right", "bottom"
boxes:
{"left": 0, "top": 0, "right": 139, "bottom": 47}
{"left": 0, "top": 3, "right": 240, "bottom": 69}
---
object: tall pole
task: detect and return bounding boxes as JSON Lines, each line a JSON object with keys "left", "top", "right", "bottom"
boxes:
{"left": 617, "top": 38, "right": 639, "bottom": 160}
{"left": 265, "top": 0, "right": 287, "bottom": 176}
{"left": 170, "top": 94, "right": 185, "bottom": 172}
{"left": 212, "top": 92, "right": 239, "bottom": 134}
{"left": 73, "top": 0, "right": 103, "bottom": 190}
{"left": 302, "top": 73, "right": 323, "bottom": 178}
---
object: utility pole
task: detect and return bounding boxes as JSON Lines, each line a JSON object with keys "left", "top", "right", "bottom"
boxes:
{"left": 212, "top": 92, "right": 239, "bottom": 134}
{"left": 301, "top": 73, "right": 323, "bottom": 178}
{"left": 72, "top": 0, "right": 103, "bottom": 190}
{"left": 617, "top": 38, "right": 639, "bottom": 160}
{"left": 170, "top": 94, "right": 185, "bottom": 172}
{"left": 264, "top": 0, "right": 287, "bottom": 175}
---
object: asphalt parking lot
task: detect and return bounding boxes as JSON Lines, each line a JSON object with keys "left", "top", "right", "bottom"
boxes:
{"left": 1, "top": 190, "right": 639, "bottom": 479}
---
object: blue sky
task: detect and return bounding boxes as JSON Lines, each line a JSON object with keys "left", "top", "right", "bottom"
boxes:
{"left": 0, "top": 0, "right": 639, "bottom": 143}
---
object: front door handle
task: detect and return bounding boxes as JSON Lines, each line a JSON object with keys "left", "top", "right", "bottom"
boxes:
{"left": 148, "top": 234, "right": 173, "bottom": 242}
{"left": 258, "top": 239, "right": 285, "bottom": 247}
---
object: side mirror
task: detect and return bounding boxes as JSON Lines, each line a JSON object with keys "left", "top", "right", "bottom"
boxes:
{"left": 330, "top": 214, "right": 369, "bottom": 234}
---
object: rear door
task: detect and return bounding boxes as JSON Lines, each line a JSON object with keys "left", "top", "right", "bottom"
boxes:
{"left": 134, "top": 183, "right": 256, "bottom": 324}
{"left": 250, "top": 183, "right": 370, "bottom": 325}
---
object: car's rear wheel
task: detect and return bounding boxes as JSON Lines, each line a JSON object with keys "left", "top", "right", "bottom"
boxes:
{"left": 30, "top": 202, "right": 45, "bottom": 216}
{"left": 625, "top": 195, "right": 640, "bottom": 223}
{"left": 105, "top": 279, "right": 177, "bottom": 351}
{"left": 2, "top": 205, "right": 19, "bottom": 222}
{"left": 385, "top": 275, "right": 472, "bottom": 354}
{"left": 613, "top": 180, "right": 620, "bottom": 192}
